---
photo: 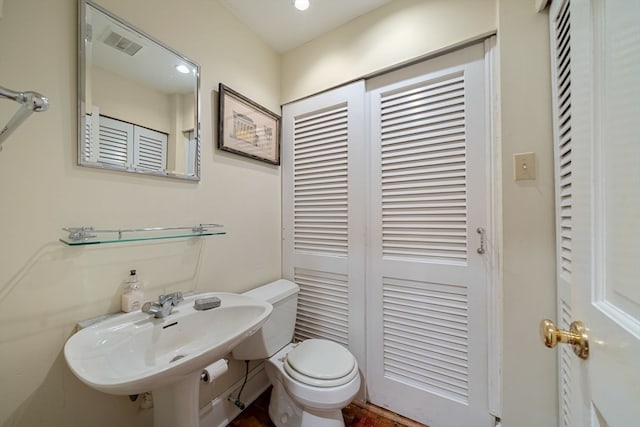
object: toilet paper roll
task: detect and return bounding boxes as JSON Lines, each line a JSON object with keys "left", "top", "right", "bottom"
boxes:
{"left": 201, "top": 359, "right": 229, "bottom": 384}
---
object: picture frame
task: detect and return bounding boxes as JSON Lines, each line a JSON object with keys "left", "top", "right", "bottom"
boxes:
{"left": 218, "top": 83, "right": 281, "bottom": 165}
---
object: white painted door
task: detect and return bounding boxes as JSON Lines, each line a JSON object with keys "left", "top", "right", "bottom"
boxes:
{"left": 281, "top": 81, "right": 367, "bottom": 372}
{"left": 548, "top": 0, "right": 640, "bottom": 425}
{"left": 366, "top": 43, "right": 492, "bottom": 427}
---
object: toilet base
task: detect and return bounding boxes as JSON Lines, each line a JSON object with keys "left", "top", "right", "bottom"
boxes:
{"left": 300, "top": 408, "right": 345, "bottom": 427}
{"left": 268, "top": 381, "right": 345, "bottom": 427}
{"left": 268, "top": 381, "right": 302, "bottom": 426}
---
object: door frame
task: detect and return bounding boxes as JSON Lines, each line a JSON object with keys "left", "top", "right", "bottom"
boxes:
{"left": 483, "top": 36, "right": 503, "bottom": 420}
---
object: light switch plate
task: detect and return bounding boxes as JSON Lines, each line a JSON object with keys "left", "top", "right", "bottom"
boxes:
{"left": 514, "top": 152, "right": 536, "bottom": 181}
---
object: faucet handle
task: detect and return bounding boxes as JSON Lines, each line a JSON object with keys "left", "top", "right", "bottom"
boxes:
{"left": 159, "top": 292, "right": 183, "bottom": 306}
{"left": 172, "top": 292, "right": 184, "bottom": 304}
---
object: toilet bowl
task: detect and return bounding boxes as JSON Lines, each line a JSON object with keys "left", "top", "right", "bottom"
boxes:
{"left": 265, "top": 341, "right": 360, "bottom": 427}
{"left": 231, "top": 280, "right": 361, "bottom": 427}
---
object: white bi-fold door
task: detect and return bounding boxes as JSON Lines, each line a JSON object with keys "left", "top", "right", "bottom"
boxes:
{"left": 282, "top": 43, "right": 492, "bottom": 427}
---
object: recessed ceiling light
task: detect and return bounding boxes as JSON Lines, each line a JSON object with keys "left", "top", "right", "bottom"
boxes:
{"left": 175, "top": 64, "right": 190, "bottom": 74}
{"left": 294, "top": 0, "right": 310, "bottom": 11}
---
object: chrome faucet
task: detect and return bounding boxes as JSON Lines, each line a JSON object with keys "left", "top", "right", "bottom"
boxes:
{"left": 141, "top": 292, "right": 184, "bottom": 318}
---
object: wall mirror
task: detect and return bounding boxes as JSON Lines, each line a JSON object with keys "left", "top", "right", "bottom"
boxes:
{"left": 78, "top": 0, "right": 201, "bottom": 180}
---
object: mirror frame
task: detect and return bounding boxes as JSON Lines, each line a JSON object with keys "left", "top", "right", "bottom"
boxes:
{"left": 77, "top": 0, "right": 201, "bottom": 181}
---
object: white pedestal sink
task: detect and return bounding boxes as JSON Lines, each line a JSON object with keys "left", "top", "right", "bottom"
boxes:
{"left": 64, "top": 292, "right": 272, "bottom": 427}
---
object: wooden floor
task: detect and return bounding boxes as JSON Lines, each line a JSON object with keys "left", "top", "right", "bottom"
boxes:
{"left": 227, "top": 387, "right": 427, "bottom": 427}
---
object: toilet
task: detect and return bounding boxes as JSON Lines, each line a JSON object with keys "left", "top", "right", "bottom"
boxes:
{"left": 232, "top": 279, "right": 361, "bottom": 427}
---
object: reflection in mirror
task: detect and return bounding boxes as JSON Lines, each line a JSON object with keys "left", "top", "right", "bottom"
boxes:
{"left": 78, "top": 0, "right": 200, "bottom": 180}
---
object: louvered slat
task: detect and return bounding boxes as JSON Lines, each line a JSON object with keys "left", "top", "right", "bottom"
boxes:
{"left": 560, "top": 299, "right": 573, "bottom": 427}
{"left": 293, "top": 268, "right": 349, "bottom": 345}
{"left": 98, "top": 125, "right": 129, "bottom": 166}
{"left": 84, "top": 114, "right": 93, "bottom": 162}
{"left": 380, "top": 74, "right": 467, "bottom": 263}
{"left": 293, "top": 104, "right": 349, "bottom": 256}
{"left": 136, "top": 132, "right": 166, "bottom": 171}
{"left": 383, "top": 277, "right": 469, "bottom": 404}
{"left": 555, "top": 0, "right": 573, "bottom": 280}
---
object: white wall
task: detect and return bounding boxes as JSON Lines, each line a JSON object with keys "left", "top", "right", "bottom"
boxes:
{"left": 92, "top": 65, "right": 173, "bottom": 133}
{"left": 280, "top": 0, "right": 558, "bottom": 426}
{"left": 0, "top": 0, "right": 281, "bottom": 426}
{"left": 497, "top": 1, "right": 557, "bottom": 425}
{"left": 281, "top": 0, "right": 497, "bottom": 103}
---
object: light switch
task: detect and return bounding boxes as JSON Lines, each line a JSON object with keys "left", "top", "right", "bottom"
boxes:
{"left": 514, "top": 152, "right": 536, "bottom": 181}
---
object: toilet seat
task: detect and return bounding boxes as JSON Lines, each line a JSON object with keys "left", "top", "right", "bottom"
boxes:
{"left": 284, "top": 339, "right": 358, "bottom": 387}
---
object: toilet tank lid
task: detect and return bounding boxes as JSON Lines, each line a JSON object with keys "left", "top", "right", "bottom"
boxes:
{"left": 242, "top": 279, "right": 299, "bottom": 304}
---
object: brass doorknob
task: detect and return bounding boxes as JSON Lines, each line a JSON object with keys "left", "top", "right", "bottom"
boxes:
{"left": 540, "top": 319, "right": 589, "bottom": 360}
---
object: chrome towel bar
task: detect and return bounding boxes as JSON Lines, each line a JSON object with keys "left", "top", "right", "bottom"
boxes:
{"left": 0, "top": 84, "right": 49, "bottom": 150}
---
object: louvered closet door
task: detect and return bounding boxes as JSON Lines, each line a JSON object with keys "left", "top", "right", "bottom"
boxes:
{"left": 549, "top": 1, "right": 582, "bottom": 425}
{"left": 366, "top": 43, "right": 491, "bottom": 427}
{"left": 282, "top": 81, "right": 366, "bottom": 369}
{"left": 547, "top": 0, "right": 640, "bottom": 425}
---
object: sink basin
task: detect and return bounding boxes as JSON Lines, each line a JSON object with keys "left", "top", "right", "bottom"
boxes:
{"left": 64, "top": 291, "right": 272, "bottom": 426}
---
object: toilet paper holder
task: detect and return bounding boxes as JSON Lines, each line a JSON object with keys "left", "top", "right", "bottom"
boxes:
{"left": 201, "top": 358, "right": 229, "bottom": 383}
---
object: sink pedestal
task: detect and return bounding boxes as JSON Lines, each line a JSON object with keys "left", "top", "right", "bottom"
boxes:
{"left": 153, "top": 372, "right": 202, "bottom": 427}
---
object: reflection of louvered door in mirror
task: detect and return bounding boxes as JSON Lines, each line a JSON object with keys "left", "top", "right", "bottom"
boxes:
{"left": 96, "top": 115, "right": 168, "bottom": 172}
{"left": 97, "top": 115, "right": 133, "bottom": 168}
{"left": 133, "top": 126, "right": 168, "bottom": 172}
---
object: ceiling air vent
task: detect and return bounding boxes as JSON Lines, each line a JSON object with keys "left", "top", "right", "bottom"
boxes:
{"left": 102, "top": 30, "right": 143, "bottom": 56}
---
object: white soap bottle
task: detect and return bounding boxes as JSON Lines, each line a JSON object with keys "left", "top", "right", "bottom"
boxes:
{"left": 121, "top": 269, "right": 144, "bottom": 312}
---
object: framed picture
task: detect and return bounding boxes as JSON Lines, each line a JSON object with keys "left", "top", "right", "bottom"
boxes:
{"left": 218, "top": 83, "right": 281, "bottom": 165}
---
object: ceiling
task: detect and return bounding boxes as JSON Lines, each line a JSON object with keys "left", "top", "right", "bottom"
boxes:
{"left": 219, "top": 0, "right": 393, "bottom": 53}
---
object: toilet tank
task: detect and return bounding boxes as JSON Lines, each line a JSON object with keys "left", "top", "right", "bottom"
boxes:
{"left": 231, "top": 279, "right": 299, "bottom": 360}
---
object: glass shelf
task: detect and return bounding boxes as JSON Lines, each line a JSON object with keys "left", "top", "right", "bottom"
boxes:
{"left": 59, "top": 224, "right": 225, "bottom": 246}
